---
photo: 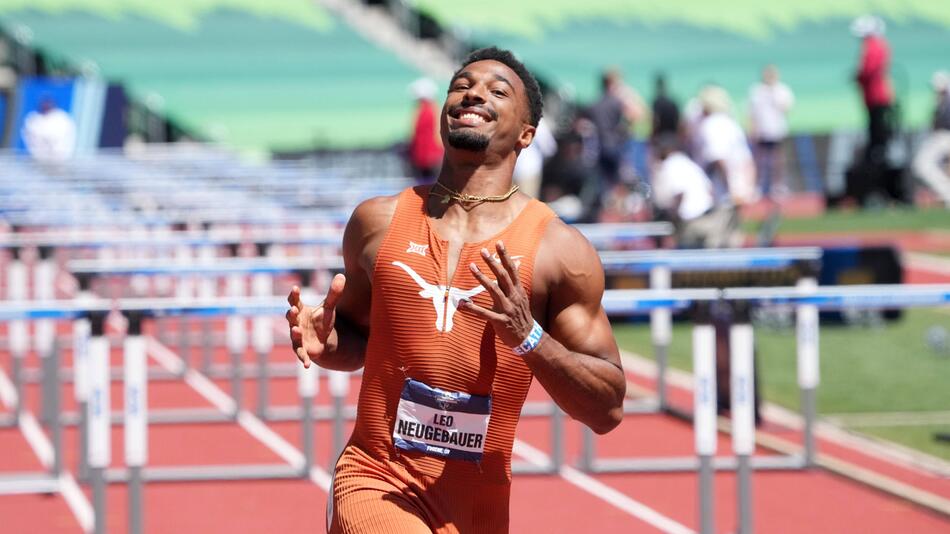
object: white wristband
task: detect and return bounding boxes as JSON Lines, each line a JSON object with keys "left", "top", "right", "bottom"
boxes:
{"left": 513, "top": 320, "right": 544, "bottom": 356}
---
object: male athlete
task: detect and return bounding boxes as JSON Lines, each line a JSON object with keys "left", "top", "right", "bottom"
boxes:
{"left": 286, "top": 47, "right": 625, "bottom": 534}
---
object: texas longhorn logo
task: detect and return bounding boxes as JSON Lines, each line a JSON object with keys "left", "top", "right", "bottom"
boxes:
{"left": 392, "top": 261, "right": 485, "bottom": 332}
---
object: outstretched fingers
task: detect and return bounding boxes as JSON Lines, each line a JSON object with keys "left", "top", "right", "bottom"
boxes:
{"left": 323, "top": 274, "right": 346, "bottom": 311}
{"left": 469, "top": 262, "right": 506, "bottom": 303}
{"left": 287, "top": 285, "right": 302, "bottom": 307}
{"left": 287, "top": 285, "right": 311, "bottom": 367}
{"left": 295, "top": 346, "right": 312, "bottom": 368}
{"left": 320, "top": 273, "right": 346, "bottom": 333}
{"left": 495, "top": 241, "right": 521, "bottom": 286}
{"left": 480, "top": 247, "right": 514, "bottom": 295}
{"left": 458, "top": 298, "right": 505, "bottom": 323}
{"left": 290, "top": 326, "right": 310, "bottom": 365}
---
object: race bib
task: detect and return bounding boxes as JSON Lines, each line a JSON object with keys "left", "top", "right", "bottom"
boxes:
{"left": 392, "top": 379, "right": 491, "bottom": 462}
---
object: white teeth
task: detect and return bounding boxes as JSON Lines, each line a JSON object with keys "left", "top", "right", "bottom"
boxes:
{"left": 459, "top": 112, "right": 485, "bottom": 123}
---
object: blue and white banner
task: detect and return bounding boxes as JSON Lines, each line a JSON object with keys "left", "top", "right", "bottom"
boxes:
{"left": 392, "top": 379, "right": 491, "bottom": 462}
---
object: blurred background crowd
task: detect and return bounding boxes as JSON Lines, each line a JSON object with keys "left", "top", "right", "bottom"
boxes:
{"left": 0, "top": 2, "right": 948, "bottom": 247}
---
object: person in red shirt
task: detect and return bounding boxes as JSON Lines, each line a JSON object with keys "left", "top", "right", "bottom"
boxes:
{"left": 852, "top": 15, "right": 895, "bottom": 163}
{"left": 408, "top": 78, "right": 444, "bottom": 184}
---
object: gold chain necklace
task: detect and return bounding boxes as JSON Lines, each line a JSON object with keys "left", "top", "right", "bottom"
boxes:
{"left": 429, "top": 181, "right": 519, "bottom": 208}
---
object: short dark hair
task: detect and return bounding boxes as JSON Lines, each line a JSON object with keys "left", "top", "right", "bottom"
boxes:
{"left": 454, "top": 46, "right": 543, "bottom": 127}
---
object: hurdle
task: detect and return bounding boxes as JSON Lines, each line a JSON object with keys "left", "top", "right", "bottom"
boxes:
{"left": 64, "top": 258, "right": 572, "bottom": 476}
{"left": 597, "top": 283, "right": 950, "bottom": 534}
{"left": 599, "top": 246, "right": 822, "bottom": 415}
{"left": 0, "top": 296, "right": 313, "bottom": 534}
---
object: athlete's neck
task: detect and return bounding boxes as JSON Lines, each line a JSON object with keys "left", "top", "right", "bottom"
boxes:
{"left": 435, "top": 157, "right": 515, "bottom": 198}
{"left": 426, "top": 158, "right": 526, "bottom": 222}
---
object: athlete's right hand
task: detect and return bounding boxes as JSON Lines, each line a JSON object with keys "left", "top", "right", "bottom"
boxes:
{"left": 286, "top": 274, "right": 345, "bottom": 368}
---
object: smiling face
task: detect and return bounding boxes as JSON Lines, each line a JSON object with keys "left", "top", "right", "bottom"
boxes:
{"left": 441, "top": 60, "right": 535, "bottom": 156}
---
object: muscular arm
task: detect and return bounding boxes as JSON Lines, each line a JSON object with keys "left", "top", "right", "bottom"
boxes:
{"left": 526, "top": 223, "right": 625, "bottom": 434}
{"left": 287, "top": 195, "right": 395, "bottom": 372}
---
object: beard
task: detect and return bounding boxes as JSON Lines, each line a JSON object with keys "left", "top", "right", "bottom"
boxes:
{"left": 447, "top": 128, "right": 490, "bottom": 151}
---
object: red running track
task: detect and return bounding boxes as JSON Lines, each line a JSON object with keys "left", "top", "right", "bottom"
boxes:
{"left": 0, "top": 318, "right": 949, "bottom": 533}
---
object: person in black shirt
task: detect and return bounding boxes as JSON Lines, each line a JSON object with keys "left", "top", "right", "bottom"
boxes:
{"left": 651, "top": 73, "right": 680, "bottom": 140}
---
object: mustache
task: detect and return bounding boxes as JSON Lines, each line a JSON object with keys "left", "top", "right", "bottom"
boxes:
{"left": 448, "top": 104, "right": 498, "bottom": 121}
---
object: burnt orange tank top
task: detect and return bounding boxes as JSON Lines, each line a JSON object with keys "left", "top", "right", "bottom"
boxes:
{"left": 350, "top": 185, "right": 556, "bottom": 485}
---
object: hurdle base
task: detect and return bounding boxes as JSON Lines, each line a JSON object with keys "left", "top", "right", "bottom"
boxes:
{"left": 581, "top": 454, "right": 805, "bottom": 474}
{"left": 21, "top": 362, "right": 302, "bottom": 384}
{"left": 105, "top": 463, "right": 305, "bottom": 483}
{"left": 59, "top": 407, "right": 235, "bottom": 426}
{"left": 512, "top": 460, "right": 558, "bottom": 476}
{"left": 0, "top": 413, "right": 17, "bottom": 429}
{"left": 621, "top": 397, "right": 661, "bottom": 414}
{"left": 266, "top": 405, "right": 358, "bottom": 422}
{"left": 0, "top": 473, "right": 61, "bottom": 495}
{"left": 266, "top": 401, "right": 557, "bottom": 423}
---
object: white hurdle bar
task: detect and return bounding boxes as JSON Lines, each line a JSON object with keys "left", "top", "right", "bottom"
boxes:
{"left": 2, "top": 284, "right": 949, "bottom": 534}
{"left": 0, "top": 297, "right": 308, "bottom": 534}
{"left": 601, "top": 283, "right": 950, "bottom": 534}
{"left": 600, "top": 246, "right": 822, "bottom": 414}
{"left": 3, "top": 221, "right": 669, "bottom": 253}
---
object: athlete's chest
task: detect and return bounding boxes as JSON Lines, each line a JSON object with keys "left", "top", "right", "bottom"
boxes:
{"left": 375, "top": 231, "right": 524, "bottom": 335}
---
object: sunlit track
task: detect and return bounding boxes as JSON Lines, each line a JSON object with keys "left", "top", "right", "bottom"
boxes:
{"left": 0, "top": 365, "right": 94, "bottom": 532}
{"left": 145, "top": 336, "right": 332, "bottom": 491}
{"left": 513, "top": 439, "right": 695, "bottom": 534}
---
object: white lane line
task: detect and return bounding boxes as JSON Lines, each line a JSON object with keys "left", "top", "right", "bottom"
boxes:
{"left": 309, "top": 467, "right": 333, "bottom": 490}
{"left": 513, "top": 439, "right": 695, "bottom": 534}
{"left": 0, "top": 346, "right": 93, "bottom": 532}
{"left": 146, "top": 337, "right": 235, "bottom": 413}
{"left": 59, "top": 473, "right": 95, "bottom": 533}
{"left": 904, "top": 252, "right": 950, "bottom": 276}
{"left": 145, "top": 337, "right": 186, "bottom": 375}
{"left": 5, "top": 394, "right": 93, "bottom": 532}
{"left": 19, "top": 412, "right": 54, "bottom": 468}
{"left": 184, "top": 371, "right": 237, "bottom": 414}
{"left": 621, "top": 349, "right": 950, "bottom": 477}
{"left": 0, "top": 363, "right": 17, "bottom": 407}
{"left": 824, "top": 410, "right": 950, "bottom": 427}
{"left": 146, "top": 336, "right": 333, "bottom": 492}
{"left": 235, "top": 412, "right": 305, "bottom": 467}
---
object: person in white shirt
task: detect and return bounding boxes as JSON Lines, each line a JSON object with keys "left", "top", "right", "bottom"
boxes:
{"left": 748, "top": 65, "right": 794, "bottom": 198}
{"left": 513, "top": 117, "right": 557, "bottom": 198}
{"left": 696, "top": 85, "right": 758, "bottom": 206}
{"left": 22, "top": 97, "right": 76, "bottom": 162}
{"left": 911, "top": 70, "right": 950, "bottom": 205}
{"left": 651, "top": 133, "right": 742, "bottom": 248}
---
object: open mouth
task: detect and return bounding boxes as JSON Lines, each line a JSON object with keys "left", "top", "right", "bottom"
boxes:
{"left": 450, "top": 106, "right": 493, "bottom": 127}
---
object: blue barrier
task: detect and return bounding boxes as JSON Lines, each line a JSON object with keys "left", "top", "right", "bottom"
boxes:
{"left": 67, "top": 257, "right": 343, "bottom": 276}
{"left": 600, "top": 247, "right": 821, "bottom": 273}
{"left": 5, "top": 284, "right": 946, "bottom": 322}
{"left": 2, "top": 223, "right": 670, "bottom": 250}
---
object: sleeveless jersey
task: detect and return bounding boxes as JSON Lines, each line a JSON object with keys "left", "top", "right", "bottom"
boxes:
{"left": 349, "top": 185, "right": 556, "bottom": 485}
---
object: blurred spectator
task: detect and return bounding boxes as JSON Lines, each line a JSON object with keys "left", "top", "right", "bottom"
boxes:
{"left": 406, "top": 78, "right": 443, "bottom": 184}
{"left": 513, "top": 117, "right": 557, "bottom": 198}
{"left": 696, "top": 85, "right": 758, "bottom": 205}
{"left": 22, "top": 95, "right": 76, "bottom": 162}
{"left": 540, "top": 131, "right": 589, "bottom": 221}
{"left": 651, "top": 73, "right": 680, "bottom": 140}
{"left": 681, "top": 93, "right": 705, "bottom": 162}
{"left": 589, "top": 68, "right": 645, "bottom": 186}
{"left": 911, "top": 71, "right": 950, "bottom": 205}
{"left": 851, "top": 15, "right": 895, "bottom": 164}
{"left": 651, "top": 133, "right": 742, "bottom": 248}
{"left": 748, "top": 65, "right": 794, "bottom": 198}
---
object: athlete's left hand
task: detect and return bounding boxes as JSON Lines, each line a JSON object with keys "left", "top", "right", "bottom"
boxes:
{"left": 458, "top": 240, "right": 535, "bottom": 348}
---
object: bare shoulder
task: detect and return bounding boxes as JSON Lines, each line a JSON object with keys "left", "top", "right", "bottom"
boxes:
{"left": 347, "top": 194, "right": 399, "bottom": 235}
{"left": 343, "top": 193, "right": 400, "bottom": 276}
{"left": 535, "top": 217, "right": 604, "bottom": 302}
